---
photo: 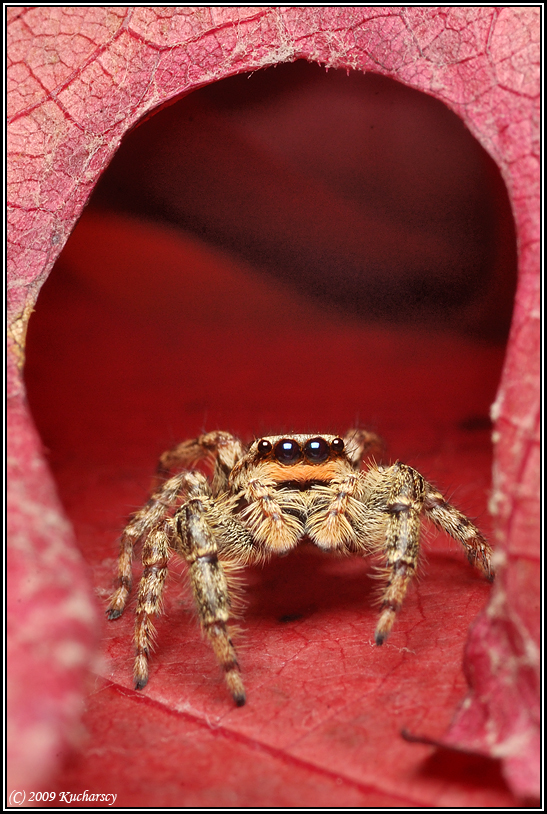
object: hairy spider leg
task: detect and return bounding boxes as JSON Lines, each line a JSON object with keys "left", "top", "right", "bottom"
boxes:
{"left": 424, "top": 490, "right": 493, "bottom": 579}
{"left": 134, "top": 520, "right": 173, "bottom": 689}
{"left": 343, "top": 428, "right": 384, "bottom": 468}
{"left": 374, "top": 463, "right": 424, "bottom": 644}
{"left": 106, "top": 471, "right": 197, "bottom": 619}
{"left": 176, "top": 482, "right": 245, "bottom": 706}
{"left": 374, "top": 463, "right": 493, "bottom": 643}
{"left": 155, "top": 431, "right": 245, "bottom": 494}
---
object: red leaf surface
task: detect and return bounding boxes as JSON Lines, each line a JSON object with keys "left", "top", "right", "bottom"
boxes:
{"left": 7, "top": 7, "right": 539, "bottom": 806}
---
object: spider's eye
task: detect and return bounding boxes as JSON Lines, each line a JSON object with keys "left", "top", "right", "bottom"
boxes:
{"left": 257, "top": 439, "right": 273, "bottom": 455}
{"left": 331, "top": 437, "right": 345, "bottom": 454}
{"left": 303, "top": 437, "right": 330, "bottom": 463}
{"left": 274, "top": 439, "right": 302, "bottom": 465}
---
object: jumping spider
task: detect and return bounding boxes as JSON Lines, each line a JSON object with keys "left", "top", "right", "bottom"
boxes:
{"left": 107, "top": 429, "right": 493, "bottom": 706}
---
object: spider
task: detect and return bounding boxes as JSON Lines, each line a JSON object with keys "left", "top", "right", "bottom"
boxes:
{"left": 107, "top": 429, "right": 493, "bottom": 706}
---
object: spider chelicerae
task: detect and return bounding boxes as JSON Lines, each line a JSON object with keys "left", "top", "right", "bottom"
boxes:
{"left": 107, "top": 429, "right": 493, "bottom": 706}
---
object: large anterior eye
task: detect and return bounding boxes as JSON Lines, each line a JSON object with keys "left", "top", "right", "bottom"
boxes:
{"left": 274, "top": 438, "right": 302, "bottom": 464}
{"left": 303, "top": 437, "right": 330, "bottom": 463}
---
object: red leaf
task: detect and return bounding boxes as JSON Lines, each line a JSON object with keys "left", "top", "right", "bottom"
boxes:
{"left": 8, "top": 7, "right": 539, "bottom": 806}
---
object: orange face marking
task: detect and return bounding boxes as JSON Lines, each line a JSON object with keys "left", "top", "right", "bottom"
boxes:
{"left": 260, "top": 460, "right": 343, "bottom": 483}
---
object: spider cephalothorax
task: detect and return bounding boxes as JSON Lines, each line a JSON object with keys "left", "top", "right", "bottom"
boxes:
{"left": 107, "top": 429, "right": 492, "bottom": 706}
